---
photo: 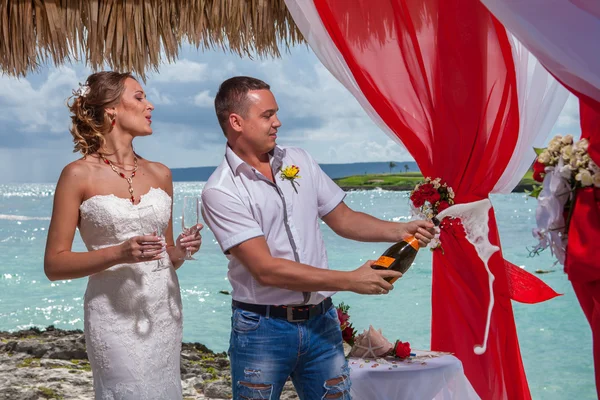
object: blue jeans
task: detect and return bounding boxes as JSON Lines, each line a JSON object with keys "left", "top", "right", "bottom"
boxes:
{"left": 229, "top": 304, "right": 351, "bottom": 399}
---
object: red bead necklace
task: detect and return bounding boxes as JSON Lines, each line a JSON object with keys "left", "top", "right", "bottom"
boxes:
{"left": 99, "top": 153, "right": 139, "bottom": 203}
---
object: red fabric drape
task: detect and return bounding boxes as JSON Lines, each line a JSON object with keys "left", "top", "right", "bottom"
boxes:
{"left": 571, "top": 280, "right": 600, "bottom": 400}
{"left": 313, "top": 1, "right": 559, "bottom": 398}
{"left": 566, "top": 100, "right": 600, "bottom": 282}
{"left": 434, "top": 213, "right": 531, "bottom": 399}
{"left": 565, "top": 99, "right": 600, "bottom": 397}
{"left": 580, "top": 98, "right": 600, "bottom": 168}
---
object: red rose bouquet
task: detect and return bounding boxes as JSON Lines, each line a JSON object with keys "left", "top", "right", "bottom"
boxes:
{"left": 409, "top": 177, "right": 455, "bottom": 221}
{"left": 410, "top": 177, "right": 456, "bottom": 251}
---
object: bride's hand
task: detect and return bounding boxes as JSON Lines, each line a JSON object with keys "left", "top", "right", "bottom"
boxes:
{"left": 119, "top": 235, "right": 165, "bottom": 263}
{"left": 176, "top": 223, "right": 203, "bottom": 258}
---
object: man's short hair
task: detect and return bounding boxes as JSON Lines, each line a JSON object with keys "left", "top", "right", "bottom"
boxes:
{"left": 214, "top": 76, "right": 270, "bottom": 135}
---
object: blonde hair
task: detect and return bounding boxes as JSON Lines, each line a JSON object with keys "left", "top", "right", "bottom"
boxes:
{"left": 68, "top": 71, "right": 135, "bottom": 156}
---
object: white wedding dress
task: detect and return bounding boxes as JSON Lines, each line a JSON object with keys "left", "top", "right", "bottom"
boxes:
{"left": 79, "top": 187, "right": 183, "bottom": 399}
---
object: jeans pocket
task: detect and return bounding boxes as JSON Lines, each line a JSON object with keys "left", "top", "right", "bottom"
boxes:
{"left": 232, "top": 309, "right": 262, "bottom": 333}
{"left": 324, "top": 306, "right": 340, "bottom": 324}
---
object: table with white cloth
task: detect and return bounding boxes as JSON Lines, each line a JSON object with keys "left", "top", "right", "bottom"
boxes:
{"left": 348, "top": 350, "right": 481, "bottom": 400}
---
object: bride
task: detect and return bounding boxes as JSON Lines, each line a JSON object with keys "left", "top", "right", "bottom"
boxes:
{"left": 43, "top": 71, "right": 202, "bottom": 399}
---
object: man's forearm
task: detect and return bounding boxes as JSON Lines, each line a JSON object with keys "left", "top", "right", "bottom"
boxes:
{"left": 327, "top": 209, "right": 402, "bottom": 243}
{"left": 255, "top": 257, "right": 353, "bottom": 292}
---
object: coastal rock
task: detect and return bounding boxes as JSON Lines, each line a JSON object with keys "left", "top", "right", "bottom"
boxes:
{"left": 182, "top": 376, "right": 205, "bottom": 397}
{"left": 0, "top": 352, "right": 93, "bottom": 399}
{"left": 0, "top": 326, "right": 301, "bottom": 400}
{"left": 204, "top": 380, "right": 233, "bottom": 398}
{"left": 0, "top": 387, "right": 39, "bottom": 400}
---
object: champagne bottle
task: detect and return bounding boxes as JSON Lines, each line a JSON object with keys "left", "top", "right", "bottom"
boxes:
{"left": 371, "top": 237, "right": 419, "bottom": 284}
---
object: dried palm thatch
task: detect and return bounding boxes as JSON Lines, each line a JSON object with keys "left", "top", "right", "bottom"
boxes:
{"left": 0, "top": 0, "right": 305, "bottom": 80}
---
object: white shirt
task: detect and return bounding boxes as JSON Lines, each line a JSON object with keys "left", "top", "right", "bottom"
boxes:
{"left": 201, "top": 145, "right": 345, "bottom": 305}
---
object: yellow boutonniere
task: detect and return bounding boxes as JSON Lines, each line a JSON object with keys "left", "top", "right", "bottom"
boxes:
{"left": 280, "top": 165, "right": 301, "bottom": 193}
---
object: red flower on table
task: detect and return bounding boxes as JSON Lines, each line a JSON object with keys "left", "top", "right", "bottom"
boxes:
{"left": 393, "top": 340, "right": 411, "bottom": 359}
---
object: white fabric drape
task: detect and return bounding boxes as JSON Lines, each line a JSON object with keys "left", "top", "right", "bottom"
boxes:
{"left": 492, "top": 37, "right": 569, "bottom": 193}
{"left": 480, "top": 0, "right": 600, "bottom": 103}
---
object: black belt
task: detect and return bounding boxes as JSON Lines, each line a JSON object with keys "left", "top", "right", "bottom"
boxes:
{"left": 232, "top": 297, "right": 333, "bottom": 322}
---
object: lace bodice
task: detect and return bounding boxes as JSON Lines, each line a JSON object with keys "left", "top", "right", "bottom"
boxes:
{"left": 79, "top": 187, "right": 172, "bottom": 252}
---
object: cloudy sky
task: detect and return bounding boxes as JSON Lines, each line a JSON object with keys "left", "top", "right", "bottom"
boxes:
{"left": 0, "top": 43, "right": 581, "bottom": 183}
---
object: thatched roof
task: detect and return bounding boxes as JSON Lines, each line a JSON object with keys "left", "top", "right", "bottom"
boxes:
{"left": 0, "top": 0, "right": 304, "bottom": 80}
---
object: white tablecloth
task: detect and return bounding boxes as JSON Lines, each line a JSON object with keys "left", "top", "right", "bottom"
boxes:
{"left": 348, "top": 350, "right": 481, "bottom": 400}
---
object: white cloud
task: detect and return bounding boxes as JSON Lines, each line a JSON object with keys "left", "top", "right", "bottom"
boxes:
{"left": 194, "top": 90, "right": 213, "bottom": 108}
{"left": 250, "top": 59, "right": 413, "bottom": 163}
{"left": 557, "top": 94, "right": 580, "bottom": 130}
{"left": 208, "top": 61, "right": 239, "bottom": 82}
{"left": 0, "top": 66, "right": 83, "bottom": 134}
{"left": 150, "top": 59, "right": 209, "bottom": 83}
{"left": 132, "top": 121, "right": 225, "bottom": 167}
{"left": 146, "top": 87, "right": 174, "bottom": 105}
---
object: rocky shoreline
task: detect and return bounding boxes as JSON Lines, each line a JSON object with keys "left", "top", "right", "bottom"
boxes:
{"left": 0, "top": 326, "right": 299, "bottom": 400}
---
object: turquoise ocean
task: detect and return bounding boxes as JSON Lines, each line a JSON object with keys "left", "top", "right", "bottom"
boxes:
{"left": 0, "top": 182, "right": 594, "bottom": 399}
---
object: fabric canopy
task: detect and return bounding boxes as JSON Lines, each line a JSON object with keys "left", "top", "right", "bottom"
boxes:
{"left": 492, "top": 36, "right": 568, "bottom": 194}
{"left": 480, "top": 0, "right": 600, "bottom": 109}
{"left": 284, "top": 1, "right": 563, "bottom": 398}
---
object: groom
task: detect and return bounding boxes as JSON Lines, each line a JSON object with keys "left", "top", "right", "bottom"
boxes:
{"left": 201, "top": 76, "right": 435, "bottom": 399}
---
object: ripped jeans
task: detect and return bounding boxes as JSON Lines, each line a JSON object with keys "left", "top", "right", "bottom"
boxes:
{"left": 229, "top": 305, "right": 351, "bottom": 399}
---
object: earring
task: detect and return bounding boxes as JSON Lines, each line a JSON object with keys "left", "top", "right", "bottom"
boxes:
{"left": 110, "top": 114, "right": 116, "bottom": 126}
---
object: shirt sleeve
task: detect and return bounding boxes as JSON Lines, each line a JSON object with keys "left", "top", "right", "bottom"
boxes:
{"left": 303, "top": 150, "right": 346, "bottom": 218}
{"left": 201, "top": 187, "right": 264, "bottom": 253}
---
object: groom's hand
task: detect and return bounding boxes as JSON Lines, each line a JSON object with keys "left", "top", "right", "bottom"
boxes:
{"left": 400, "top": 220, "right": 436, "bottom": 247}
{"left": 347, "top": 260, "right": 401, "bottom": 295}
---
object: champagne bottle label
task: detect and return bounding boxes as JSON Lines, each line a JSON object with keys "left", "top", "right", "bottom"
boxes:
{"left": 373, "top": 255, "right": 395, "bottom": 268}
{"left": 406, "top": 236, "right": 419, "bottom": 250}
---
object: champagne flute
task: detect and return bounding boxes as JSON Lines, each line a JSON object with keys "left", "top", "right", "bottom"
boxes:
{"left": 137, "top": 205, "right": 168, "bottom": 271}
{"left": 180, "top": 196, "right": 200, "bottom": 261}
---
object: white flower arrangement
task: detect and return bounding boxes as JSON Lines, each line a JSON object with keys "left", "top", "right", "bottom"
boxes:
{"left": 533, "top": 135, "right": 599, "bottom": 190}
{"left": 530, "top": 135, "right": 600, "bottom": 263}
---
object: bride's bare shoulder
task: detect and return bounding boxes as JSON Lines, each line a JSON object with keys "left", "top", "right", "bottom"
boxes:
{"left": 58, "top": 156, "right": 101, "bottom": 186}
{"left": 140, "top": 158, "right": 171, "bottom": 178}
{"left": 138, "top": 158, "right": 172, "bottom": 193}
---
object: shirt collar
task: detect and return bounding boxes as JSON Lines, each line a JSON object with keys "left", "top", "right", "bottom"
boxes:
{"left": 225, "top": 144, "right": 286, "bottom": 176}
